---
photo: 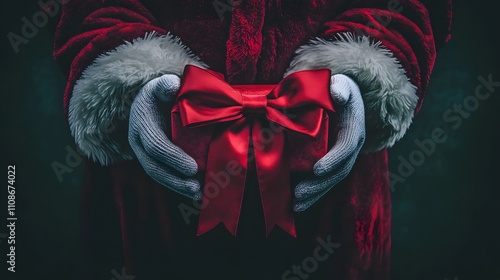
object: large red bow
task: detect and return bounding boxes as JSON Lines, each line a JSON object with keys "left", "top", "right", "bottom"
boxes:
{"left": 175, "top": 65, "right": 334, "bottom": 237}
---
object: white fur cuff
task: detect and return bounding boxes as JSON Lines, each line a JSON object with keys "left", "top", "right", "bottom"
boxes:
{"left": 69, "top": 32, "right": 207, "bottom": 165}
{"left": 285, "top": 34, "right": 418, "bottom": 152}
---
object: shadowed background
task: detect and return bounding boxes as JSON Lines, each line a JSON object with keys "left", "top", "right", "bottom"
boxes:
{"left": 0, "top": 0, "right": 499, "bottom": 279}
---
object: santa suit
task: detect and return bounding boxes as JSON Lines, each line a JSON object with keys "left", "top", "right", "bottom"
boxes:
{"left": 53, "top": 0, "right": 452, "bottom": 279}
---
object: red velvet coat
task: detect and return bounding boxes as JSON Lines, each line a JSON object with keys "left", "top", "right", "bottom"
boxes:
{"left": 54, "top": 1, "right": 452, "bottom": 279}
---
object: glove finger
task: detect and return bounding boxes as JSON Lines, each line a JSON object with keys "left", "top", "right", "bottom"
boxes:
{"left": 136, "top": 112, "right": 198, "bottom": 177}
{"left": 131, "top": 137, "right": 202, "bottom": 200}
{"left": 314, "top": 124, "right": 364, "bottom": 176}
{"left": 293, "top": 187, "right": 330, "bottom": 212}
{"left": 316, "top": 74, "right": 364, "bottom": 176}
{"left": 295, "top": 152, "right": 358, "bottom": 200}
{"left": 294, "top": 176, "right": 334, "bottom": 202}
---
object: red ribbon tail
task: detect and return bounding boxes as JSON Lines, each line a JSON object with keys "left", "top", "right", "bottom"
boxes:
{"left": 269, "top": 216, "right": 297, "bottom": 238}
{"left": 252, "top": 122, "right": 297, "bottom": 238}
{"left": 197, "top": 122, "right": 250, "bottom": 237}
{"left": 196, "top": 217, "right": 224, "bottom": 236}
{"left": 261, "top": 170, "right": 296, "bottom": 238}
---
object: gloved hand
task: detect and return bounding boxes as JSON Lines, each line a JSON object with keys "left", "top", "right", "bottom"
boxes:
{"left": 294, "top": 74, "right": 366, "bottom": 212}
{"left": 129, "top": 74, "right": 202, "bottom": 200}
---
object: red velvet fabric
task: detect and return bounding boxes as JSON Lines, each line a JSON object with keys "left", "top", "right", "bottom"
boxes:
{"left": 54, "top": 1, "right": 452, "bottom": 279}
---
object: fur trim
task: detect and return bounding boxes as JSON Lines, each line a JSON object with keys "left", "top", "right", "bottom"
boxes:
{"left": 285, "top": 34, "right": 418, "bottom": 152}
{"left": 69, "top": 32, "right": 207, "bottom": 165}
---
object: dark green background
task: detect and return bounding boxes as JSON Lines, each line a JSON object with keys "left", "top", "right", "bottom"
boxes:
{"left": 1, "top": 0, "right": 499, "bottom": 279}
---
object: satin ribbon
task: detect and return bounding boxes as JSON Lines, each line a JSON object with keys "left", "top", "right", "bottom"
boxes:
{"left": 175, "top": 65, "right": 334, "bottom": 237}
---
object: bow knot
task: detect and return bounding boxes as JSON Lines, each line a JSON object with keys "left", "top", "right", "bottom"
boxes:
{"left": 240, "top": 91, "right": 267, "bottom": 116}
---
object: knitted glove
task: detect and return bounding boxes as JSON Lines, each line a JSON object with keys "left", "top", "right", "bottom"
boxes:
{"left": 294, "top": 74, "right": 366, "bottom": 212}
{"left": 129, "top": 74, "right": 201, "bottom": 200}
